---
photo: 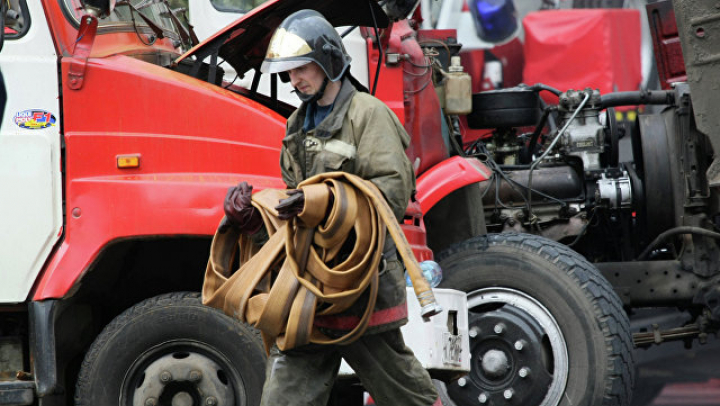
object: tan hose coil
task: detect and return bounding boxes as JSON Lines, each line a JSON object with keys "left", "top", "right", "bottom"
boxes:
{"left": 202, "top": 172, "right": 440, "bottom": 352}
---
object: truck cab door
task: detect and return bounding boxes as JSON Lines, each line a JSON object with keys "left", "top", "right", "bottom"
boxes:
{"left": 0, "top": 0, "right": 63, "bottom": 303}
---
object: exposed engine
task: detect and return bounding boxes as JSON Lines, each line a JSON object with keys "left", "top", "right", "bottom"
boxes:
{"left": 462, "top": 86, "right": 679, "bottom": 262}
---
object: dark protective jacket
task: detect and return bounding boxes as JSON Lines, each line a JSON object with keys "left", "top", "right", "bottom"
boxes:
{"left": 280, "top": 77, "right": 415, "bottom": 335}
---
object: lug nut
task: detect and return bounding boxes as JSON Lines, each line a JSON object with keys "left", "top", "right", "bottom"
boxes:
{"left": 457, "top": 377, "right": 467, "bottom": 387}
{"left": 160, "top": 371, "right": 172, "bottom": 383}
{"left": 145, "top": 398, "right": 157, "bottom": 406}
{"left": 494, "top": 323, "right": 505, "bottom": 334}
{"left": 206, "top": 397, "right": 218, "bottom": 406}
{"left": 189, "top": 370, "right": 202, "bottom": 382}
{"left": 504, "top": 388, "right": 514, "bottom": 400}
{"left": 519, "top": 367, "right": 530, "bottom": 378}
{"left": 469, "top": 327, "right": 479, "bottom": 338}
{"left": 478, "top": 392, "right": 489, "bottom": 403}
{"left": 514, "top": 340, "right": 526, "bottom": 351}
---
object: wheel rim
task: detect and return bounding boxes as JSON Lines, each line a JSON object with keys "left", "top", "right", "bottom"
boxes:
{"left": 449, "top": 287, "right": 568, "bottom": 406}
{"left": 120, "top": 340, "right": 246, "bottom": 406}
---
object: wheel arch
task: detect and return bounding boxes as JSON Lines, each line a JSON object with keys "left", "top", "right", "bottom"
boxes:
{"left": 416, "top": 156, "right": 492, "bottom": 254}
{"left": 415, "top": 156, "right": 491, "bottom": 215}
{"left": 46, "top": 236, "right": 214, "bottom": 403}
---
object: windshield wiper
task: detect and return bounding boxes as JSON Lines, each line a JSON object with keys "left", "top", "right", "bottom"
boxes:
{"left": 115, "top": 0, "right": 165, "bottom": 40}
{"left": 159, "top": 3, "right": 199, "bottom": 47}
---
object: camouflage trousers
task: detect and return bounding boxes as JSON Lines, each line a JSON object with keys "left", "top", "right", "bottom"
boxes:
{"left": 259, "top": 328, "right": 440, "bottom": 406}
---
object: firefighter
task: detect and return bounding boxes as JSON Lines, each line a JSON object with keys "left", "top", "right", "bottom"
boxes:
{"left": 222, "top": 9, "right": 441, "bottom": 406}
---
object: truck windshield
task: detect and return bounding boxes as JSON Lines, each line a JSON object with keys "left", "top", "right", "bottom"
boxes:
{"left": 62, "top": 0, "right": 179, "bottom": 38}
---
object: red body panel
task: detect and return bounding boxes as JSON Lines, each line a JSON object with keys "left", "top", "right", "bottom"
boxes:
{"left": 460, "top": 50, "right": 486, "bottom": 94}
{"left": 376, "top": 20, "right": 448, "bottom": 177}
{"left": 523, "top": 9, "right": 642, "bottom": 104}
{"left": 366, "top": 31, "right": 405, "bottom": 124}
{"left": 34, "top": 2, "right": 485, "bottom": 299}
{"left": 485, "top": 39, "right": 524, "bottom": 89}
{"left": 402, "top": 201, "right": 433, "bottom": 262}
{"left": 34, "top": 55, "right": 287, "bottom": 299}
{"left": 460, "top": 40, "right": 524, "bottom": 94}
{"left": 415, "top": 156, "right": 492, "bottom": 215}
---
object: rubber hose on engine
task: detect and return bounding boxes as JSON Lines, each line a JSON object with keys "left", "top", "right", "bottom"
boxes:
{"left": 600, "top": 90, "right": 675, "bottom": 109}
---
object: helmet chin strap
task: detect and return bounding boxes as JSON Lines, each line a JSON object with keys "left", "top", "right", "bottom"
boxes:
{"left": 296, "top": 77, "right": 330, "bottom": 104}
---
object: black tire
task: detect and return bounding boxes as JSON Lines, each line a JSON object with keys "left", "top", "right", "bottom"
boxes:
{"left": 437, "top": 233, "right": 634, "bottom": 406}
{"left": 75, "top": 292, "right": 266, "bottom": 406}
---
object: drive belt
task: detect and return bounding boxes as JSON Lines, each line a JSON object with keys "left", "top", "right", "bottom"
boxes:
{"left": 202, "top": 172, "right": 439, "bottom": 352}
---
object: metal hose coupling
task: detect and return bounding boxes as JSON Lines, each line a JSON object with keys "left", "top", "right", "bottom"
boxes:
{"left": 411, "top": 278, "right": 443, "bottom": 321}
{"left": 419, "top": 294, "right": 443, "bottom": 321}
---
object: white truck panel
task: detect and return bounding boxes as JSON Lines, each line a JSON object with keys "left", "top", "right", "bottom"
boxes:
{"left": 339, "top": 287, "right": 470, "bottom": 376}
{"left": 0, "top": 0, "right": 62, "bottom": 303}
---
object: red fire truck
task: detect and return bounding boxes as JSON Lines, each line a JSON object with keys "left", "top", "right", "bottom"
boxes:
{"left": 0, "top": 0, "right": 639, "bottom": 405}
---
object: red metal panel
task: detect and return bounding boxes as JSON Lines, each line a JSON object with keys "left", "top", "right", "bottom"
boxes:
{"left": 523, "top": 9, "right": 642, "bottom": 102}
{"left": 366, "top": 30, "right": 405, "bottom": 124}
{"left": 34, "top": 55, "right": 287, "bottom": 299}
{"left": 415, "top": 156, "right": 491, "bottom": 215}
{"left": 459, "top": 50, "right": 486, "bottom": 94}
{"left": 647, "top": 1, "right": 687, "bottom": 90}
{"left": 458, "top": 40, "right": 523, "bottom": 94}
{"left": 393, "top": 21, "right": 448, "bottom": 176}
{"left": 486, "top": 38, "right": 524, "bottom": 88}
{"left": 402, "top": 201, "right": 433, "bottom": 261}
{"left": 416, "top": 29, "right": 457, "bottom": 42}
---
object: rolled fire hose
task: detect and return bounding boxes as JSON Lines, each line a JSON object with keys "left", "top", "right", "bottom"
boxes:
{"left": 202, "top": 172, "right": 442, "bottom": 352}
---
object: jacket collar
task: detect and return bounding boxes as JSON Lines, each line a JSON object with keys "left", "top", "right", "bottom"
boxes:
{"left": 287, "top": 77, "right": 357, "bottom": 139}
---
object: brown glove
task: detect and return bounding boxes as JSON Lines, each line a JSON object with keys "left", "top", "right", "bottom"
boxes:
{"left": 275, "top": 189, "right": 305, "bottom": 220}
{"left": 220, "top": 181, "right": 263, "bottom": 234}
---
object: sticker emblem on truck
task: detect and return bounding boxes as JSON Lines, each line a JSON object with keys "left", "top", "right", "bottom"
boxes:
{"left": 14, "top": 110, "right": 57, "bottom": 129}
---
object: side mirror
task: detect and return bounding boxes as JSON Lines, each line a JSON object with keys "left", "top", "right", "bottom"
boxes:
{"left": 79, "top": 0, "right": 116, "bottom": 18}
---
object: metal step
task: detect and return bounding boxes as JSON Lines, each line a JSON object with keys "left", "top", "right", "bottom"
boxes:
{"left": 0, "top": 381, "right": 34, "bottom": 405}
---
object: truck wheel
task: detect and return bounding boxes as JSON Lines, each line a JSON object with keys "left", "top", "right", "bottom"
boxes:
{"left": 75, "top": 292, "right": 266, "bottom": 406}
{"left": 437, "top": 233, "right": 634, "bottom": 406}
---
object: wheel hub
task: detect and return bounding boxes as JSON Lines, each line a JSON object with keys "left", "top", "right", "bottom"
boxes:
{"left": 131, "top": 351, "right": 234, "bottom": 406}
{"left": 171, "top": 392, "right": 193, "bottom": 406}
{"left": 480, "top": 349, "right": 510, "bottom": 379}
{"left": 448, "top": 288, "right": 568, "bottom": 406}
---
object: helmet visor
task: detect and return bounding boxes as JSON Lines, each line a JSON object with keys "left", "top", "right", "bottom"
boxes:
{"left": 260, "top": 58, "right": 312, "bottom": 75}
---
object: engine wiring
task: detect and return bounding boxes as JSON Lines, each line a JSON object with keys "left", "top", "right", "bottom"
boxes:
{"left": 403, "top": 52, "right": 438, "bottom": 94}
{"left": 526, "top": 91, "right": 590, "bottom": 230}
{"left": 464, "top": 133, "right": 568, "bottom": 229}
{"left": 567, "top": 207, "right": 597, "bottom": 247}
{"left": 464, "top": 139, "right": 542, "bottom": 222}
{"left": 418, "top": 39, "right": 452, "bottom": 58}
{"left": 402, "top": 55, "right": 433, "bottom": 76}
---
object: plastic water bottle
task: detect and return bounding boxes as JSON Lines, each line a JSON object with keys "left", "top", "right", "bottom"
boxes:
{"left": 405, "top": 260, "right": 443, "bottom": 288}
